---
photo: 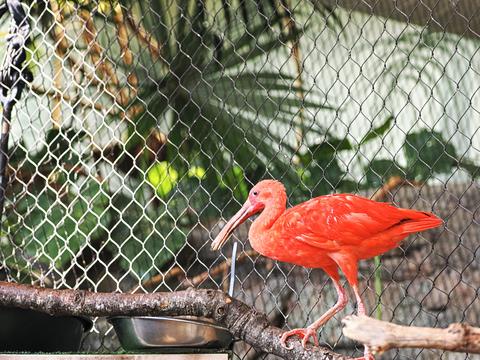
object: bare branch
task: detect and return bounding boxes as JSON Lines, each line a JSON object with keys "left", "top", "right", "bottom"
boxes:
{"left": 125, "top": 11, "right": 163, "bottom": 60}
{"left": 0, "top": 281, "right": 349, "bottom": 360}
{"left": 190, "top": 250, "right": 262, "bottom": 288}
{"left": 48, "top": 0, "right": 69, "bottom": 128}
{"left": 135, "top": 250, "right": 261, "bottom": 292}
{"left": 112, "top": 3, "right": 138, "bottom": 112}
{"left": 342, "top": 315, "right": 480, "bottom": 355}
{"left": 112, "top": 4, "right": 133, "bottom": 67}
{"left": 370, "top": 176, "right": 422, "bottom": 202}
{"left": 78, "top": 7, "right": 128, "bottom": 113}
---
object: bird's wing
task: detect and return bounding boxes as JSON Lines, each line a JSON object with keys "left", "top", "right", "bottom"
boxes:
{"left": 277, "top": 194, "right": 424, "bottom": 251}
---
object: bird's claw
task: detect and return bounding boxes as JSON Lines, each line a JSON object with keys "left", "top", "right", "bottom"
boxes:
{"left": 280, "top": 327, "right": 319, "bottom": 349}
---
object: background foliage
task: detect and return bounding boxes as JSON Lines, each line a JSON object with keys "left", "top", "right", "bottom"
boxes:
{"left": 0, "top": 0, "right": 478, "bottom": 358}
{"left": 0, "top": 0, "right": 478, "bottom": 284}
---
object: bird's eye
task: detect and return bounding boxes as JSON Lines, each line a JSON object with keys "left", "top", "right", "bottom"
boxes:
{"left": 252, "top": 191, "right": 259, "bottom": 196}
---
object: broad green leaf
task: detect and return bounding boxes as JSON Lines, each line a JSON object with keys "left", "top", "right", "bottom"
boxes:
{"left": 403, "top": 130, "right": 457, "bottom": 181}
{"left": 359, "top": 115, "right": 394, "bottom": 145}
{"left": 364, "top": 159, "right": 405, "bottom": 188}
{"left": 147, "top": 161, "right": 179, "bottom": 197}
{"left": 108, "top": 197, "right": 187, "bottom": 277}
{"left": 188, "top": 166, "right": 206, "bottom": 180}
{"left": 300, "top": 137, "right": 352, "bottom": 165}
{"left": 299, "top": 138, "right": 350, "bottom": 195}
{"left": 316, "top": 137, "right": 353, "bottom": 152}
{"left": 9, "top": 141, "right": 28, "bottom": 167}
{"left": 308, "top": 158, "right": 345, "bottom": 195}
{"left": 0, "top": 237, "right": 35, "bottom": 282}
{"left": 7, "top": 179, "right": 110, "bottom": 269}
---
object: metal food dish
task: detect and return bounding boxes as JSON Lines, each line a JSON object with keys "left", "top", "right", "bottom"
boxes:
{"left": 108, "top": 315, "right": 233, "bottom": 350}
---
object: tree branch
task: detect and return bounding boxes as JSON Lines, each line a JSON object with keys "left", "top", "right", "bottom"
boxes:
{"left": 0, "top": 281, "right": 349, "bottom": 360}
{"left": 133, "top": 250, "right": 261, "bottom": 292}
{"left": 370, "top": 176, "right": 422, "bottom": 202}
{"left": 125, "top": 10, "right": 163, "bottom": 60}
{"left": 342, "top": 315, "right": 480, "bottom": 355}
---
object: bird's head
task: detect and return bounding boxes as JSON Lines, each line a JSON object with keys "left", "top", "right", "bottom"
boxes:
{"left": 211, "top": 179, "right": 286, "bottom": 250}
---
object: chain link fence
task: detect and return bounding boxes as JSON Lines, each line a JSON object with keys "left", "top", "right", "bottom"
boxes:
{"left": 0, "top": 1, "right": 479, "bottom": 359}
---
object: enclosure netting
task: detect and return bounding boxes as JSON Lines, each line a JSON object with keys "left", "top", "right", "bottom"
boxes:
{"left": 0, "top": 1, "right": 479, "bottom": 359}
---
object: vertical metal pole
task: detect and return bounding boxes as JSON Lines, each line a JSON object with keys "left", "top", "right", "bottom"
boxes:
{"left": 228, "top": 241, "right": 238, "bottom": 297}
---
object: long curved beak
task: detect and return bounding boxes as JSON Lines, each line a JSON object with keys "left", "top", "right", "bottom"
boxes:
{"left": 211, "top": 200, "right": 257, "bottom": 251}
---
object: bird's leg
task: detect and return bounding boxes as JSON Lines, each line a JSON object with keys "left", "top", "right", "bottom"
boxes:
{"left": 328, "top": 253, "right": 374, "bottom": 360}
{"left": 352, "top": 284, "right": 374, "bottom": 360}
{"left": 353, "top": 284, "right": 366, "bottom": 316}
{"left": 306, "top": 279, "right": 347, "bottom": 329}
{"left": 280, "top": 278, "right": 347, "bottom": 349}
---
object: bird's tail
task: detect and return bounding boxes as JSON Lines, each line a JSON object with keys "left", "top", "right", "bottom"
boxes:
{"left": 396, "top": 209, "right": 443, "bottom": 234}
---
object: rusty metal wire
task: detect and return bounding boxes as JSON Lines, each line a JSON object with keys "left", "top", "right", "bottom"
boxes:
{"left": 0, "top": 1, "right": 479, "bottom": 359}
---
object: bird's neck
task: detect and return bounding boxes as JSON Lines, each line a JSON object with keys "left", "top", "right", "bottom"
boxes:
{"left": 250, "top": 201, "right": 285, "bottom": 237}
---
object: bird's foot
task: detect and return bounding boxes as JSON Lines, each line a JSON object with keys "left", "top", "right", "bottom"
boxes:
{"left": 280, "top": 327, "right": 319, "bottom": 350}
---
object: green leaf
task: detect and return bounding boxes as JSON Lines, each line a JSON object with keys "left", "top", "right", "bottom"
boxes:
{"left": 359, "top": 115, "right": 394, "bottom": 145}
{"left": 311, "top": 159, "right": 345, "bottom": 195}
{"left": 147, "top": 161, "right": 179, "bottom": 198}
{"left": 186, "top": 101, "right": 300, "bottom": 184}
{"left": 312, "top": 137, "right": 352, "bottom": 153}
{"left": 217, "top": 13, "right": 283, "bottom": 67}
{"left": 220, "top": 72, "right": 298, "bottom": 92}
{"left": 221, "top": 21, "right": 301, "bottom": 70}
{"left": 7, "top": 179, "right": 110, "bottom": 270}
{"left": 188, "top": 166, "right": 206, "bottom": 180}
{"left": 403, "top": 130, "right": 457, "bottom": 181}
{"left": 364, "top": 159, "right": 405, "bottom": 188}
{"left": 9, "top": 141, "right": 28, "bottom": 167}
{"left": 45, "top": 128, "right": 86, "bottom": 164}
{"left": 299, "top": 138, "right": 351, "bottom": 194}
{"left": 108, "top": 197, "right": 187, "bottom": 277}
{"left": 337, "top": 179, "right": 358, "bottom": 193}
{"left": 300, "top": 137, "right": 352, "bottom": 165}
{"left": 231, "top": 166, "right": 249, "bottom": 200}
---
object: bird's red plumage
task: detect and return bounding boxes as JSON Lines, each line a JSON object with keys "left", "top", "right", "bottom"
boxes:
{"left": 212, "top": 179, "right": 442, "bottom": 355}
{"left": 287, "top": 194, "right": 437, "bottom": 250}
{"left": 248, "top": 187, "right": 442, "bottom": 272}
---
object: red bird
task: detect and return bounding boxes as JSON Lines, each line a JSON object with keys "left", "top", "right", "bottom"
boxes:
{"left": 212, "top": 179, "right": 442, "bottom": 359}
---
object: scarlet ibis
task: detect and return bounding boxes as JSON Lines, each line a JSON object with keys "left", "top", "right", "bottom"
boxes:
{"left": 211, "top": 179, "right": 442, "bottom": 359}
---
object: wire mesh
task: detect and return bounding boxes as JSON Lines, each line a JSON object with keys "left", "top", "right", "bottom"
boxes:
{"left": 0, "top": 1, "right": 479, "bottom": 359}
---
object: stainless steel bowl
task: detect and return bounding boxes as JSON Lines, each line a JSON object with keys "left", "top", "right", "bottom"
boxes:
{"left": 108, "top": 316, "right": 233, "bottom": 350}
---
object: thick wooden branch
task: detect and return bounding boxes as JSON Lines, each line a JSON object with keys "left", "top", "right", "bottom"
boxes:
{"left": 342, "top": 315, "right": 480, "bottom": 355}
{"left": 0, "top": 282, "right": 349, "bottom": 360}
